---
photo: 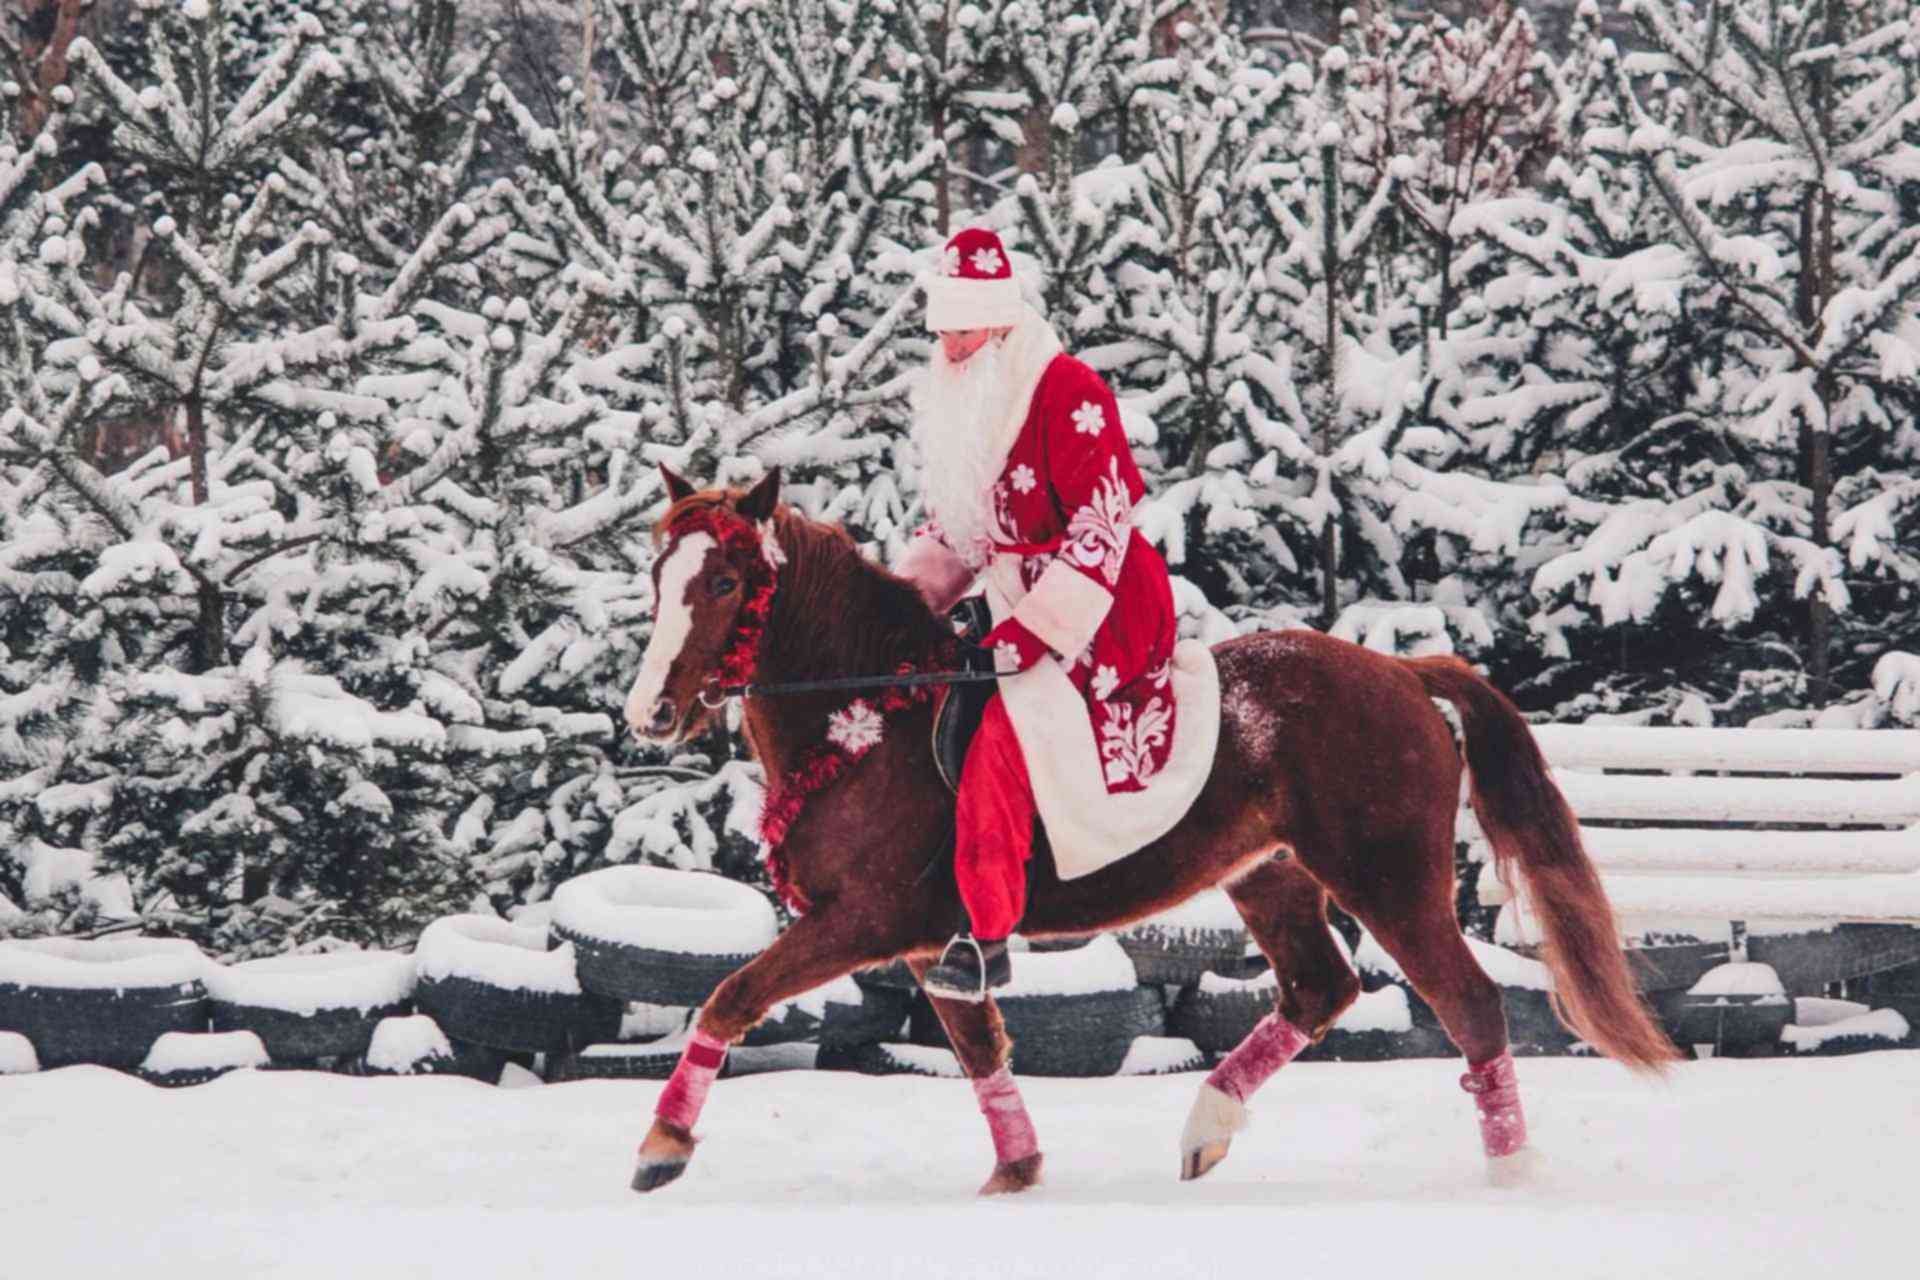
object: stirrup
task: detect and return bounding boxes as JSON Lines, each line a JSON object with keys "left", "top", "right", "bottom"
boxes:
{"left": 923, "top": 933, "right": 1009, "bottom": 1003}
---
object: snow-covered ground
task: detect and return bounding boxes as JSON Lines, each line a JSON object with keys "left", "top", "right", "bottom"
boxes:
{"left": 3, "top": 1055, "right": 1917, "bottom": 1278}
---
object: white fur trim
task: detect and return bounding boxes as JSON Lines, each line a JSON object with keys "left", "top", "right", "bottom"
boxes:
{"left": 1180, "top": 1083, "right": 1249, "bottom": 1155}
{"left": 986, "top": 563, "right": 1221, "bottom": 880}
{"left": 1013, "top": 559, "right": 1112, "bottom": 660}
{"left": 927, "top": 273, "right": 1026, "bottom": 331}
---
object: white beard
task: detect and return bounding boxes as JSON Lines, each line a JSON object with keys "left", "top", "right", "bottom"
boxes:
{"left": 912, "top": 314, "right": 1060, "bottom": 569}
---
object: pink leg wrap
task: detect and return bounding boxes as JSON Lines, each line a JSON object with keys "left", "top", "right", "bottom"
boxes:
{"left": 654, "top": 1028, "right": 729, "bottom": 1132}
{"left": 971, "top": 1067, "right": 1039, "bottom": 1165}
{"left": 1206, "top": 1012, "right": 1310, "bottom": 1103}
{"left": 1460, "top": 1051, "right": 1527, "bottom": 1158}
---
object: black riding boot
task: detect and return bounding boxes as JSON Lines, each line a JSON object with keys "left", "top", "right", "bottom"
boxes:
{"left": 922, "top": 933, "right": 1012, "bottom": 1002}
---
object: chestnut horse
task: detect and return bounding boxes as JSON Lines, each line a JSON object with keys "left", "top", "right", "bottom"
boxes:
{"left": 624, "top": 467, "right": 1676, "bottom": 1196}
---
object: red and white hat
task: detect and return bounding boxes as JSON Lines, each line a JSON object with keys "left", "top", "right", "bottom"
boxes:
{"left": 925, "top": 227, "right": 1025, "bottom": 331}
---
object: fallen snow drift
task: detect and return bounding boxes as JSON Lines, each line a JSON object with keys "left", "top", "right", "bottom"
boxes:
{"left": 1, "top": 1055, "right": 1914, "bottom": 1278}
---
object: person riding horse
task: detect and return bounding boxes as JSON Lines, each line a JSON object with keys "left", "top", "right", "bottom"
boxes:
{"left": 898, "top": 227, "right": 1183, "bottom": 1000}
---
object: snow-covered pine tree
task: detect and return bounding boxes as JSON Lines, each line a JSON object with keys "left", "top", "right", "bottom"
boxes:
{"left": 894, "top": 0, "right": 1023, "bottom": 233}
{"left": 1112, "top": 16, "right": 1498, "bottom": 651}
{"left": 0, "top": 2, "right": 506, "bottom": 951}
{"left": 276, "top": 0, "right": 504, "bottom": 297}
{"left": 1447, "top": 0, "right": 1920, "bottom": 719}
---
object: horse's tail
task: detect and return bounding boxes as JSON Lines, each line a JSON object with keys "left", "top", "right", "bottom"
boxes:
{"left": 1408, "top": 656, "right": 1679, "bottom": 1074}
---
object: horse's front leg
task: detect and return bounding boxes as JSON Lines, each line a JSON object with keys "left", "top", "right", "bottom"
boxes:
{"left": 906, "top": 957, "right": 1044, "bottom": 1196}
{"left": 633, "top": 906, "right": 883, "bottom": 1193}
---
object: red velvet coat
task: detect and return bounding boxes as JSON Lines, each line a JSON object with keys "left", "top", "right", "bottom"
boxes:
{"left": 924, "top": 354, "right": 1179, "bottom": 795}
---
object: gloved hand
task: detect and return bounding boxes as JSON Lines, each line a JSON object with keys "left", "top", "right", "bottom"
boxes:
{"left": 979, "top": 617, "right": 1048, "bottom": 674}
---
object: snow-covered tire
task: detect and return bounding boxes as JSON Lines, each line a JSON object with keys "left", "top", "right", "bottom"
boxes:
{"left": 550, "top": 866, "right": 778, "bottom": 1006}
{"left": 136, "top": 1029, "right": 268, "bottom": 1088}
{"left": 854, "top": 958, "right": 920, "bottom": 992}
{"left": 1116, "top": 1035, "right": 1207, "bottom": 1076}
{"left": 0, "top": 937, "right": 208, "bottom": 1069}
{"left": 817, "top": 1041, "right": 964, "bottom": 1078}
{"left": 1167, "top": 974, "right": 1272, "bottom": 1054}
{"left": 206, "top": 950, "right": 415, "bottom": 1062}
{"left": 348, "top": 1014, "right": 521, "bottom": 1082}
{"left": 1114, "top": 890, "right": 1249, "bottom": 986}
{"left": 413, "top": 915, "right": 621, "bottom": 1054}
{"left": 545, "top": 1039, "right": 690, "bottom": 1082}
{"left": 999, "top": 985, "right": 1164, "bottom": 1076}
{"left": 912, "top": 937, "right": 1164, "bottom": 1076}
{"left": 0, "top": 1029, "right": 40, "bottom": 1075}
{"left": 1502, "top": 987, "right": 1578, "bottom": 1054}
{"left": 819, "top": 981, "right": 914, "bottom": 1048}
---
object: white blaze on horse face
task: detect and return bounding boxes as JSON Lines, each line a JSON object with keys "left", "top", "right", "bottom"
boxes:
{"left": 627, "top": 532, "right": 716, "bottom": 739}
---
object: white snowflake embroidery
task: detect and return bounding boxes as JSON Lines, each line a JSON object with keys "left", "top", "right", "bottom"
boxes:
{"left": 1071, "top": 400, "right": 1105, "bottom": 435}
{"left": 1098, "top": 696, "right": 1173, "bottom": 788}
{"left": 1063, "top": 456, "right": 1133, "bottom": 586}
{"left": 994, "top": 640, "right": 1023, "bottom": 672}
{"left": 1009, "top": 464, "right": 1037, "bottom": 494}
{"left": 940, "top": 246, "right": 962, "bottom": 276}
{"left": 826, "top": 700, "right": 884, "bottom": 755}
{"left": 970, "top": 247, "right": 1005, "bottom": 276}
{"left": 757, "top": 519, "right": 787, "bottom": 571}
{"left": 1148, "top": 659, "right": 1171, "bottom": 690}
{"left": 1091, "top": 663, "right": 1120, "bottom": 701}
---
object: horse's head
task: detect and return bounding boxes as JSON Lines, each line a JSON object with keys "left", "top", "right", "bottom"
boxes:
{"left": 625, "top": 463, "right": 783, "bottom": 743}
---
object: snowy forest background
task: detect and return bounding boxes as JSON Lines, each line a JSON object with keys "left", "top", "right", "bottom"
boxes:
{"left": 5, "top": 0, "right": 1920, "bottom": 956}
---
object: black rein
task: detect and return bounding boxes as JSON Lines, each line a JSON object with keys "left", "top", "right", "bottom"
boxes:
{"left": 722, "top": 668, "right": 1003, "bottom": 699}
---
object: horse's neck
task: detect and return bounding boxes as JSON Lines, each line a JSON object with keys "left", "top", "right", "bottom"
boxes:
{"left": 746, "top": 522, "right": 943, "bottom": 778}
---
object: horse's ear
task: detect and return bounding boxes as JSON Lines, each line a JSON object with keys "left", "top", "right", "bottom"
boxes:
{"left": 660, "top": 464, "right": 695, "bottom": 502}
{"left": 738, "top": 466, "right": 781, "bottom": 521}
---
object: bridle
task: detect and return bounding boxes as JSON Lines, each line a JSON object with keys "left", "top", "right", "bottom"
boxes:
{"left": 661, "top": 505, "right": 999, "bottom": 711}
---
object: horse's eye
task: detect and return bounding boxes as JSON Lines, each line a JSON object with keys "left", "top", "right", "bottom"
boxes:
{"left": 710, "top": 575, "right": 738, "bottom": 598}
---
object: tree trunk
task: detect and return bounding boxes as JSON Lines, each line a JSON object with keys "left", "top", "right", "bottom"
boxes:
{"left": 1319, "top": 137, "right": 1342, "bottom": 629}
{"left": 185, "top": 396, "right": 225, "bottom": 672}
{"left": 931, "top": 2, "right": 952, "bottom": 235}
{"left": 14, "top": 0, "right": 87, "bottom": 139}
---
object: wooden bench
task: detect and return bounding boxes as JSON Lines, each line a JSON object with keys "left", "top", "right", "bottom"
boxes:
{"left": 1472, "top": 726, "right": 1920, "bottom": 995}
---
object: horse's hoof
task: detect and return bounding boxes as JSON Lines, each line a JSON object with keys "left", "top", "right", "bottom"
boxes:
{"left": 631, "top": 1119, "right": 695, "bottom": 1194}
{"left": 631, "top": 1157, "right": 689, "bottom": 1193}
{"left": 1486, "top": 1145, "right": 1539, "bottom": 1188}
{"left": 979, "top": 1153, "right": 1043, "bottom": 1195}
{"left": 1180, "top": 1139, "right": 1232, "bottom": 1182}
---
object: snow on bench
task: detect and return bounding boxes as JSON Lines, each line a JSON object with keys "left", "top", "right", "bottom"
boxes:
{"left": 1476, "top": 726, "right": 1920, "bottom": 937}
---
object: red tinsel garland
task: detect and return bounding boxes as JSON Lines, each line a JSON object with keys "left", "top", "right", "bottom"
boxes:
{"left": 661, "top": 504, "right": 778, "bottom": 692}
{"left": 756, "top": 667, "right": 947, "bottom": 914}
{"left": 660, "top": 502, "right": 955, "bottom": 916}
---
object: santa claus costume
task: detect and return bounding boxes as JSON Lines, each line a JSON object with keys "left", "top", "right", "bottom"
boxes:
{"left": 900, "top": 227, "right": 1220, "bottom": 1000}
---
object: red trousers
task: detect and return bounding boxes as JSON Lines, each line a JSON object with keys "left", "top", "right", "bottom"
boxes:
{"left": 955, "top": 695, "right": 1037, "bottom": 939}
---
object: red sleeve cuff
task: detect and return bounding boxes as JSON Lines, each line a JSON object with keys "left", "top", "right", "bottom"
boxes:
{"left": 983, "top": 616, "right": 1048, "bottom": 673}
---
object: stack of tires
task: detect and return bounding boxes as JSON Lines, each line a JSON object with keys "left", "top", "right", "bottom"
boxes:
{"left": 0, "top": 873, "right": 1589, "bottom": 1090}
{"left": 0, "top": 936, "right": 425, "bottom": 1083}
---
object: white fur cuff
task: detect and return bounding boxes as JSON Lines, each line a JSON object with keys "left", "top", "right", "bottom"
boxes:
{"left": 1012, "top": 559, "right": 1111, "bottom": 659}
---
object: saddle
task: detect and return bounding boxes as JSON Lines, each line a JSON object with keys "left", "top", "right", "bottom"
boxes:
{"left": 932, "top": 596, "right": 997, "bottom": 794}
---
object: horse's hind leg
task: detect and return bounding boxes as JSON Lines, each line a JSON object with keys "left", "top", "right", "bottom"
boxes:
{"left": 1179, "top": 856, "right": 1360, "bottom": 1181}
{"left": 1338, "top": 841, "right": 1529, "bottom": 1179}
{"left": 907, "top": 957, "right": 1043, "bottom": 1196}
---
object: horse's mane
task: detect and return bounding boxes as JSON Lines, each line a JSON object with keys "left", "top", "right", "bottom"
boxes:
{"left": 655, "top": 492, "right": 954, "bottom": 680}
